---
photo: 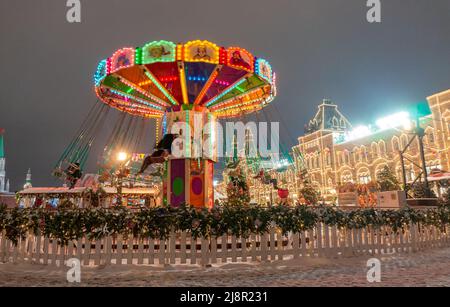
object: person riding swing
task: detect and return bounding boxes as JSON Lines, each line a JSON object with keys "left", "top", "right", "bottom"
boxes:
{"left": 65, "top": 162, "right": 82, "bottom": 189}
{"left": 137, "top": 133, "right": 178, "bottom": 174}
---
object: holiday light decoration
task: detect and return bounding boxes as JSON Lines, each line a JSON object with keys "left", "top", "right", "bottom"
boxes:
{"left": 227, "top": 47, "right": 254, "bottom": 72}
{"left": 205, "top": 77, "right": 248, "bottom": 107}
{"left": 110, "top": 48, "right": 135, "bottom": 73}
{"left": 92, "top": 40, "right": 277, "bottom": 208}
{"left": 94, "top": 59, "right": 108, "bottom": 86}
{"left": 255, "top": 58, "right": 272, "bottom": 83}
{"left": 184, "top": 40, "right": 220, "bottom": 64}
{"left": 140, "top": 40, "right": 176, "bottom": 64}
{"left": 94, "top": 40, "right": 275, "bottom": 118}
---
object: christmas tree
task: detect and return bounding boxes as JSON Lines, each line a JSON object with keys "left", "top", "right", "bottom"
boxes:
{"left": 226, "top": 164, "right": 251, "bottom": 206}
{"left": 298, "top": 168, "right": 320, "bottom": 205}
{"left": 299, "top": 179, "right": 320, "bottom": 205}
{"left": 376, "top": 165, "right": 400, "bottom": 191}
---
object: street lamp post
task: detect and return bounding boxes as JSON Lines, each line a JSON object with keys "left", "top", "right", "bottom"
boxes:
{"left": 116, "top": 151, "right": 129, "bottom": 206}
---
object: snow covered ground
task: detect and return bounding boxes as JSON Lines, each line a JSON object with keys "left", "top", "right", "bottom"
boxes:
{"left": 2, "top": 247, "right": 450, "bottom": 286}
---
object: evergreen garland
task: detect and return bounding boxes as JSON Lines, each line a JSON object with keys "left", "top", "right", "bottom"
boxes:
{"left": 1, "top": 203, "right": 450, "bottom": 246}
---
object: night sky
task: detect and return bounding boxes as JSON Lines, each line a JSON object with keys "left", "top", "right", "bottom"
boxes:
{"left": 1, "top": 0, "right": 449, "bottom": 191}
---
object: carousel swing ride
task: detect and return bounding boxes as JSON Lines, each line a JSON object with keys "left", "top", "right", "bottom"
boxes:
{"left": 54, "top": 39, "right": 278, "bottom": 208}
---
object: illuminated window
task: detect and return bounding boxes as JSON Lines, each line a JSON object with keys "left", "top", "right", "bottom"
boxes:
{"left": 371, "top": 142, "right": 379, "bottom": 159}
{"left": 357, "top": 169, "right": 371, "bottom": 184}
{"left": 332, "top": 117, "right": 339, "bottom": 127}
{"left": 378, "top": 141, "right": 386, "bottom": 155}
{"left": 392, "top": 136, "right": 400, "bottom": 151}
{"left": 341, "top": 172, "right": 353, "bottom": 183}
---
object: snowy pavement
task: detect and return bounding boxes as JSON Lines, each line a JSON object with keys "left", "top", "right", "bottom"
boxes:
{"left": 2, "top": 247, "right": 450, "bottom": 287}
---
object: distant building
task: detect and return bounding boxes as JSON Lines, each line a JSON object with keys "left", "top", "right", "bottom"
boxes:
{"left": 0, "top": 129, "right": 10, "bottom": 193}
{"left": 0, "top": 129, "right": 15, "bottom": 208}
{"left": 219, "top": 89, "right": 450, "bottom": 204}
{"left": 294, "top": 89, "right": 450, "bottom": 200}
{"left": 23, "top": 168, "right": 32, "bottom": 189}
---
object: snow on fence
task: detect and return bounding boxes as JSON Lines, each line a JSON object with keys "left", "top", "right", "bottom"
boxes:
{"left": 1, "top": 224, "right": 449, "bottom": 267}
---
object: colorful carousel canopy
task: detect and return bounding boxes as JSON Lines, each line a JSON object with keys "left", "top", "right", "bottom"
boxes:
{"left": 94, "top": 40, "right": 276, "bottom": 119}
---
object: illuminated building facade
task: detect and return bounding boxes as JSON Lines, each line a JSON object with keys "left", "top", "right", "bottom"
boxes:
{"left": 294, "top": 89, "right": 450, "bottom": 200}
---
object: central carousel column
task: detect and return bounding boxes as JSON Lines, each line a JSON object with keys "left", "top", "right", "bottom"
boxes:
{"left": 163, "top": 105, "right": 217, "bottom": 209}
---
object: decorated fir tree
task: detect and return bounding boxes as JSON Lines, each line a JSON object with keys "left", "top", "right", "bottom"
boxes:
{"left": 299, "top": 179, "right": 320, "bottom": 205}
{"left": 409, "top": 182, "right": 437, "bottom": 198}
{"left": 376, "top": 165, "right": 400, "bottom": 192}
{"left": 226, "top": 164, "right": 251, "bottom": 206}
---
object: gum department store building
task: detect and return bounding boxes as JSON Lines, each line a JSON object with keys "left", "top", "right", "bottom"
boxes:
{"left": 245, "top": 88, "right": 450, "bottom": 204}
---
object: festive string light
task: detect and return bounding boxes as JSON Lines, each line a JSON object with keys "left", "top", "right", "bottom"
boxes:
{"left": 227, "top": 47, "right": 254, "bottom": 72}
{"left": 144, "top": 69, "right": 178, "bottom": 105}
{"left": 115, "top": 76, "right": 170, "bottom": 107}
{"left": 162, "top": 113, "right": 167, "bottom": 135}
{"left": 219, "top": 47, "right": 227, "bottom": 65}
{"left": 138, "top": 80, "right": 152, "bottom": 86}
{"left": 185, "top": 111, "right": 190, "bottom": 157}
{"left": 108, "top": 88, "right": 164, "bottom": 111}
{"left": 187, "top": 76, "right": 208, "bottom": 82}
{"left": 205, "top": 77, "right": 248, "bottom": 107}
{"left": 159, "top": 76, "right": 178, "bottom": 82}
{"left": 94, "top": 40, "right": 276, "bottom": 119}
{"left": 194, "top": 68, "right": 220, "bottom": 105}
{"left": 184, "top": 40, "right": 220, "bottom": 64}
{"left": 178, "top": 61, "right": 189, "bottom": 104}
{"left": 110, "top": 48, "right": 135, "bottom": 73}
{"left": 140, "top": 40, "right": 176, "bottom": 64}
{"left": 214, "top": 80, "right": 230, "bottom": 86}
{"left": 255, "top": 58, "right": 272, "bottom": 83}
{"left": 94, "top": 59, "right": 108, "bottom": 86}
{"left": 176, "top": 44, "right": 184, "bottom": 61}
{"left": 209, "top": 84, "right": 266, "bottom": 110}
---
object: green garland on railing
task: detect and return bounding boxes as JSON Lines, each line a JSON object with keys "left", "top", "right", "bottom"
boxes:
{"left": 1, "top": 203, "right": 450, "bottom": 246}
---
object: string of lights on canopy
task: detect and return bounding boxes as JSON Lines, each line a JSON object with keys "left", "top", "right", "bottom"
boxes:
{"left": 93, "top": 40, "right": 276, "bottom": 119}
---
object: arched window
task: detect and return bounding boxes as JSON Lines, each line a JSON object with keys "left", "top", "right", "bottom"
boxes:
{"left": 340, "top": 118, "right": 346, "bottom": 128}
{"left": 392, "top": 136, "right": 400, "bottom": 152}
{"left": 353, "top": 147, "right": 359, "bottom": 163}
{"left": 400, "top": 134, "right": 408, "bottom": 150}
{"left": 332, "top": 117, "right": 339, "bottom": 127}
{"left": 360, "top": 146, "right": 367, "bottom": 162}
{"left": 328, "top": 178, "right": 333, "bottom": 187}
{"left": 341, "top": 171, "right": 353, "bottom": 183}
{"left": 357, "top": 168, "right": 371, "bottom": 184}
{"left": 378, "top": 141, "right": 386, "bottom": 156}
{"left": 371, "top": 142, "right": 379, "bottom": 159}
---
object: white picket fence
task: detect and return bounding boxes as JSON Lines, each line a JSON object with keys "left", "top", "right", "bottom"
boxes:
{"left": 1, "top": 224, "right": 449, "bottom": 267}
